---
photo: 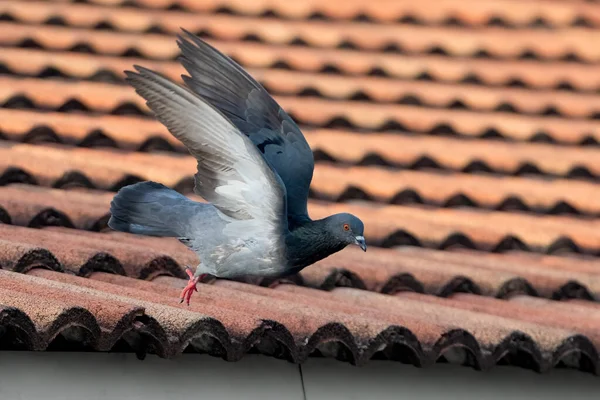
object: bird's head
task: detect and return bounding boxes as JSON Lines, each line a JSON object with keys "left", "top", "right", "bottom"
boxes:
{"left": 326, "top": 213, "right": 366, "bottom": 252}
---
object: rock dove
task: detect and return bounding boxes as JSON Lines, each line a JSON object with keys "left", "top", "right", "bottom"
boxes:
{"left": 108, "top": 30, "right": 366, "bottom": 305}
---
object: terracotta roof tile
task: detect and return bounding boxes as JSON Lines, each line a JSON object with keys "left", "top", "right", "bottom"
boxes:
{"left": 295, "top": 286, "right": 598, "bottom": 370}
{"left": 32, "top": 268, "right": 438, "bottom": 363}
{"left": 4, "top": 110, "right": 600, "bottom": 177}
{"left": 311, "top": 165, "right": 600, "bottom": 215}
{"left": 2, "top": 10, "right": 600, "bottom": 61}
{"left": 3, "top": 219, "right": 600, "bottom": 307}
{"left": 4, "top": 69, "right": 600, "bottom": 120}
{"left": 1, "top": 0, "right": 600, "bottom": 374}
{"left": 0, "top": 270, "right": 145, "bottom": 350}
{"left": 3, "top": 38, "right": 600, "bottom": 91}
{"left": 2, "top": 74, "right": 599, "bottom": 143}
{"left": 2, "top": 136, "right": 600, "bottom": 216}
{"left": 31, "top": 0, "right": 600, "bottom": 27}
{"left": 2, "top": 200, "right": 600, "bottom": 302}
{"left": 2, "top": 183, "right": 600, "bottom": 253}
{"left": 3, "top": 101, "right": 600, "bottom": 176}
{"left": 410, "top": 293, "right": 600, "bottom": 346}
{"left": 303, "top": 247, "right": 600, "bottom": 299}
{"left": 0, "top": 267, "right": 595, "bottom": 371}
{"left": 0, "top": 223, "right": 189, "bottom": 278}
{"left": 20, "top": 269, "right": 258, "bottom": 358}
{"left": 0, "top": 184, "right": 110, "bottom": 229}
{"left": 22, "top": 160, "right": 595, "bottom": 220}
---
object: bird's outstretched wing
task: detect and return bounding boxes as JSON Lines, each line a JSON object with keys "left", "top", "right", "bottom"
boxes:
{"left": 125, "top": 66, "right": 288, "bottom": 246}
{"left": 176, "top": 30, "right": 314, "bottom": 228}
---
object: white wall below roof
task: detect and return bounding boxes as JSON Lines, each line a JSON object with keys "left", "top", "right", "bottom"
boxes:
{"left": 0, "top": 352, "right": 599, "bottom": 400}
{"left": 302, "top": 358, "right": 600, "bottom": 400}
{"left": 0, "top": 352, "right": 303, "bottom": 400}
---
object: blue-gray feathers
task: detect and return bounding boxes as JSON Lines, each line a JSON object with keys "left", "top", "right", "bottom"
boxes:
{"left": 108, "top": 181, "right": 200, "bottom": 238}
{"left": 109, "top": 31, "right": 366, "bottom": 280}
{"left": 177, "top": 30, "right": 314, "bottom": 229}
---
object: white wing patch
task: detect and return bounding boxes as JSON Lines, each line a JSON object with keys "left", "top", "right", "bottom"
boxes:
{"left": 125, "top": 66, "right": 287, "bottom": 266}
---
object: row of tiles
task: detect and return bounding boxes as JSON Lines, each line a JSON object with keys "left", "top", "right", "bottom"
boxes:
{"left": 4, "top": 63, "right": 600, "bottom": 120}
{"left": 3, "top": 108, "right": 599, "bottom": 177}
{"left": 2, "top": 125, "right": 600, "bottom": 211}
{"left": 1, "top": 252, "right": 599, "bottom": 372}
{"left": 1, "top": 182, "right": 600, "bottom": 256}
{"left": 3, "top": 6, "right": 600, "bottom": 61}
{"left": 36, "top": 0, "right": 600, "bottom": 27}
{"left": 1, "top": 216, "right": 600, "bottom": 300}
{"left": 3, "top": 32, "right": 600, "bottom": 92}
{"left": 1, "top": 140, "right": 600, "bottom": 219}
{"left": 3, "top": 73, "right": 600, "bottom": 144}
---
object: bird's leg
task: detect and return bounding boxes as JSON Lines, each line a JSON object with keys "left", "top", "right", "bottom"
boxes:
{"left": 179, "top": 265, "right": 206, "bottom": 306}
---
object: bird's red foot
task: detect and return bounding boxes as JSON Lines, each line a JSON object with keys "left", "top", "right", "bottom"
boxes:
{"left": 179, "top": 267, "right": 205, "bottom": 306}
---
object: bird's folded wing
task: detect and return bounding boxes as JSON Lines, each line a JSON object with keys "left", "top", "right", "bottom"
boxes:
{"left": 125, "top": 66, "right": 288, "bottom": 241}
{"left": 176, "top": 30, "right": 314, "bottom": 227}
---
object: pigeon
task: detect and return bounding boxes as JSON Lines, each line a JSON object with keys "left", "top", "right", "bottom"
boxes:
{"left": 108, "top": 30, "right": 366, "bottom": 305}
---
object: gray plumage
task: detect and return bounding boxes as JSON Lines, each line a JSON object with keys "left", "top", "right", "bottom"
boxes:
{"left": 108, "top": 30, "right": 366, "bottom": 293}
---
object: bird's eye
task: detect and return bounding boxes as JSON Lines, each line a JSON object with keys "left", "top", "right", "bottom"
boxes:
{"left": 343, "top": 223, "right": 350, "bottom": 231}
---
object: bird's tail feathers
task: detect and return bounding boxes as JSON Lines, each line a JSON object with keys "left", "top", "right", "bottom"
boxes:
{"left": 108, "top": 181, "right": 196, "bottom": 237}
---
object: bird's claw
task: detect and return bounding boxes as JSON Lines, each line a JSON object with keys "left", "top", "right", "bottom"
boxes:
{"left": 179, "top": 266, "right": 203, "bottom": 306}
{"left": 179, "top": 278, "right": 199, "bottom": 306}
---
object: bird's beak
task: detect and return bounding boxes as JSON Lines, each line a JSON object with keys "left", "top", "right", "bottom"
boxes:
{"left": 354, "top": 236, "right": 367, "bottom": 252}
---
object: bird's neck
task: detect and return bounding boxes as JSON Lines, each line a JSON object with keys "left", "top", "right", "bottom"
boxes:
{"left": 285, "top": 219, "right": 346, "bottom": 271}
{"left": 287, "top": 213, "right": 311, "bottom": 231}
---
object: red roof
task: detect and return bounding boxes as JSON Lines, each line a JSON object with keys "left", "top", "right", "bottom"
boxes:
{"left": 0, "top": 0, "right": 600, "bottom": 374}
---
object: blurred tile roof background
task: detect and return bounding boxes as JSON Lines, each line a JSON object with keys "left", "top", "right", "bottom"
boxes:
{"left": 1, "top": 0, "right": 600, "bottom": 374}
